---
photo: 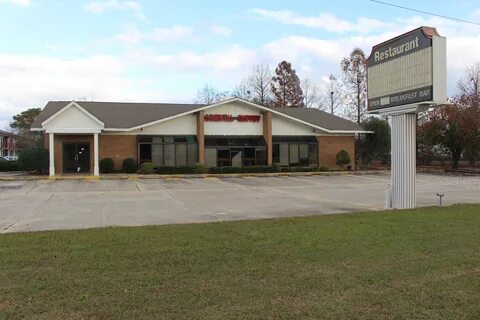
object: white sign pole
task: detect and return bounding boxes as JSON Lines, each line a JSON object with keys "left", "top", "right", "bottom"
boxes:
{"left": 390, "top": 113, "right": 416, "bottom": 209}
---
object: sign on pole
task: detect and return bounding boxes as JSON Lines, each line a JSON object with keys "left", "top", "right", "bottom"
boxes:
{"left": 367, "top": 26, "right": 447, "bottom": 115}
{"left": 367, "top": 27, "right": 447, "bottom": 209}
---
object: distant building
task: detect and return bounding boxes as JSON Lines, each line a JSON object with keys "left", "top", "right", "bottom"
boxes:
{"left": 0, "top": 130, "right": 17, "bottom": 158}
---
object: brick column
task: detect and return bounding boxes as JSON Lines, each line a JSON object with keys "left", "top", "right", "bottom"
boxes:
{"left": 315, "top": 136, "right": 321, "bottom": 168}
{"left": 197, "top": 110, "right": 205, "bottom": 165}
{"left": 263, "top": 111, "right": 272, "bottom": 165}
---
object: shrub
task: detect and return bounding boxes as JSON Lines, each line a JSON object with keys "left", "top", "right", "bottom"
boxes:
{"left": 0, "top": 160, "right": 20, "bottom": 172}
{"left": 318, "top": 165, "right": 329, "bottom": 172}
{"left": 336, "top": 150, "right": 351, "bottom": 166}
{"left": 122, "top": 158, "right": 137, "bottom": 173}
{"left": 99, "top": 158, "right": 114, "bottom": 173}
{"left": 18, "top": 148, "right": 49, "bottom": 172}
{"left": 137, "top": 162, "right": 156, "bottom": 174}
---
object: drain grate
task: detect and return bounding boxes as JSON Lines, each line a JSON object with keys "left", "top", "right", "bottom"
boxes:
{"left": 0, "top": 185, "right": 21, "bottom": 190}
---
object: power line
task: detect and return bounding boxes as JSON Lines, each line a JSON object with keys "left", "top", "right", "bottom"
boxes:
{"left": 369, "top": 0, "right": 480, "bottom": 26}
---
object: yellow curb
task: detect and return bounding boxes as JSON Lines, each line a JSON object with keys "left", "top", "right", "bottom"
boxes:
{"left": 84, "top": 176, "right": 100, "bottom": 181}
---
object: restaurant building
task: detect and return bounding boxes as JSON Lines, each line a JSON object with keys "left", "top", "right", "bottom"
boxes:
{"left": 31, "top": 98, "right": 367, "bottom": 176}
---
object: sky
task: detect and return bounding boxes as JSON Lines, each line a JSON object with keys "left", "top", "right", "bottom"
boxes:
{"left": 1, "top": 0, "right": 480, "bottom": 129}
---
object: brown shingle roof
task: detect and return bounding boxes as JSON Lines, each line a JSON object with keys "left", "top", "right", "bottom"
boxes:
{"left": 271, "top": 107, "right": 363, "bottom": 132}
{"left": 31, "top": 100, "right": 364, "bottom": 132}
{"left": 31, "top": 101, "right": 204, "bottom": 129}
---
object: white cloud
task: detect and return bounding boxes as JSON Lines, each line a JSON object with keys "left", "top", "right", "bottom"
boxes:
{"left": 209, "top": 24, "right": 232, "bottom": 36}
{"left": 250, "top": 8, "right": 392, "bottom": 33}
{"left": 84, "top": 0, "right": 144, "bottom": 19}
{"left": 126, "top": 45, "right": 256, "bottom": 74}
{"left": 0, "top": 54, "right": 171, "bottom": 129}
{"left": 115, "top": 25, "right": 194, "bottom": 44}
{"left": 0, "top": 0, "right": 30, "bottom": 6}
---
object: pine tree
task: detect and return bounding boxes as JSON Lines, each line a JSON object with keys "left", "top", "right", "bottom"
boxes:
{"left": 271, "top": 61, "right": 304, "bottom": 107}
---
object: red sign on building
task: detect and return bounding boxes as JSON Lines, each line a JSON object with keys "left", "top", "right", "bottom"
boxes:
{"left": 204, "top": 114, "right": 260, "bottom": 122}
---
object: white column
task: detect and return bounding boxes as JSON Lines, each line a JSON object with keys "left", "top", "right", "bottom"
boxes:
{"left": 93, "top": 133, "right": 99, "bottom": 176}
{"left": 390, "top": 113, "right": 416, "bottom": 209}
{"left": 49, "top": 133, "right": 55, "bottom": 177}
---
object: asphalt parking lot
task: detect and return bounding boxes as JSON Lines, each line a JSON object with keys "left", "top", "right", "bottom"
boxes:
{"left": 0, "top": 173, "right": 478, "bottom": 233}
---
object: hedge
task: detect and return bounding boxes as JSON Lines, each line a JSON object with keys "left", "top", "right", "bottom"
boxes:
{"left": 133, "top": 164, "right": 332, "bottom": 175}
{"left": 99, "top": 158, "right": 115, "bottom": 173}
{"left": 0, "top": 161, "right": 20, "bottom": 172}
{"left": 336, "top": 150, "right": 351, "bottom": 166}
{"left": 137, "top": 162, "right": 155, "bottom": 174}
{"left": 122, "top": 158, "right": 137, "bottom": 173}
{"left": 18, "top": 148, "right": 49, "bottom": 172}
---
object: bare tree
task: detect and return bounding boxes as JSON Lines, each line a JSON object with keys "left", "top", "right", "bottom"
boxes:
{"left": 341, "top": 48, "right": 367, "bottom": 124}
{"left": 194, "top": 84, "right": 229, "bottom": 104}
{"left": 248, "top": 64, "right": 272, "bottom": 106}
{"left": 232, "top": 79, "right": 252, "bottom": 100}
{"left": 301, "top": 78, "right": 320, "bottom": 108}
{"left": 458, "top": 62, "right": 480, "bottom": 108}
{"left": 320, "top": 74, "right": 343, "bottom": 115}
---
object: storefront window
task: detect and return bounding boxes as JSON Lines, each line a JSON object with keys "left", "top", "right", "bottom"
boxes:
{"left": 273, "top": 137, "right": 318, "bottom": 167}
{"left": 309, "top": 144, "right": 317, "bottom": 166}
{"left": 289, "top": 144, "right": 299, "bottom": 166}
{"left": 139, "top": 136, "right": 197, "bottom": 167}
{"left": 175, "top": 144, "right": 187, "bottom": 166}
{"left": 279, "top": 144, "right": 289, "bottom": 166}
{"left": 187, "top": 144, "right": 197, "bottom": 165}
{"left": 163, "top": 144, "right": 175, "bottom": 166}
{"left": 243, "top": 148, "right": 255, "bottom": 166}
{"left": 217, "top": 149, "right": 231, "bottom": 167}
{"left": 299, "top": 144, "right": 309, "bottom": 166}
{"left": 255, "top": 149, "right": 267, "bottom": 166}
{"left": 205, "top": 148, "right": 217, "bottom": 167}
{"left": 152, "top": 144, "right": 163, "bottom": 166}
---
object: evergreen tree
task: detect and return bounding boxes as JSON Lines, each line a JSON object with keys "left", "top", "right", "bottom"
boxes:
{"left": 271, "top": 61, "right": 304, "bottom": 107}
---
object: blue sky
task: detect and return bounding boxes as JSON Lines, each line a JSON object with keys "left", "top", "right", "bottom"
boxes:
{"left": 1, "top": 0, "right": 480, "bottom": 129}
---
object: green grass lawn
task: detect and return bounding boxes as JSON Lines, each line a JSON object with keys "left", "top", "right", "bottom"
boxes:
{"left": 1, "top": 205, "right": 480, "bottom": 320}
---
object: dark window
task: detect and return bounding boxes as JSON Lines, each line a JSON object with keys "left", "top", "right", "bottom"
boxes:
{"left": 274, "top": 140, "right": 318, "bottom": 167}
{"left": 309, "top": 144, "right": 318, "bottom": 167}
{"left": 243, "top": 148, "right": 256, "bottom": 166}
{"left": 299, "top": 144, "right": 309, "bottom": 166}
{"left": 255, "top": 149, "right": 267, "bottom": 166}
{"left": 139, "top": 144, "right": 152, "bottom": 163}
{"left": 272, "top": 144, "right": 280, "bottom": 164}
{"left": 138, "top": 136, "right": 197, "bottom": 167}
{"left": 217, "top": 149, "right": 231, "bottom": 167}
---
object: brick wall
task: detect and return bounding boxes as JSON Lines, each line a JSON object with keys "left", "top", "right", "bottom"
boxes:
{"left": 316, "top": 135, "right": 355, "bottom": 170}
{"left": 99, "top": 135, "right": 137, "bottom": 170}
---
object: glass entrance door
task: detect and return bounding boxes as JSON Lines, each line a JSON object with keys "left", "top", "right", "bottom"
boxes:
{"left": 63, "top": 143, "right": 90, "bottom": 173}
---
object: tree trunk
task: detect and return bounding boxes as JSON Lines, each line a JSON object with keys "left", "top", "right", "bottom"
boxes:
{"left": 451, "top": 147, "right": 462, "bottom": 168}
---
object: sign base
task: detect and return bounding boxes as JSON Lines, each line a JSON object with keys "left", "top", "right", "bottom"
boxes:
{"left": 389, "top": 113, "right": 416, "bottom": 209}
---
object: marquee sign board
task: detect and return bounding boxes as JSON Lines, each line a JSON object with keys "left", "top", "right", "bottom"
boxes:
{"left": 367, "top": 26, "right": 447, "bottom": 112}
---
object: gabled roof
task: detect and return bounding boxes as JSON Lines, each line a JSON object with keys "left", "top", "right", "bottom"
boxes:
{"left": 31, "top": 101, "right": 204, "bottom": 130}
{"left": 31, "top": 98, "right": 365, "bottom": 133}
